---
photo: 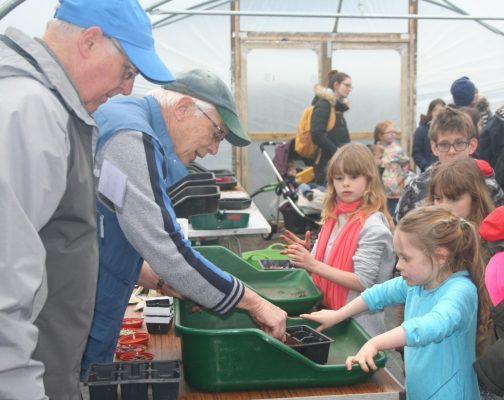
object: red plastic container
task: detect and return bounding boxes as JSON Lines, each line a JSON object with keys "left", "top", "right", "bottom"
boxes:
{"left": 116, "top": 343, "right": 147, "bottom": 357}
{"left": 122, "top": 317, "right": 144, "bottom": 329}
{"left": 117, "top": 351, "right": 154, "bottom": 361}
{"left": 118, "top": 332, "right": 150, "bottom": 346}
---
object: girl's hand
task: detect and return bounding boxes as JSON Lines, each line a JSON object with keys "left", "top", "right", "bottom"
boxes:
{"left": 345, "top": 340, "right": 379, "bottom": 373}
{"left": 299, "top": 309, "right": 343, "bottom": 332}
{"left": 285, "top": 243, "right": 316, "bottom": 271}
{"left": 280, "top": 229, "right": 311, "bottom": 250}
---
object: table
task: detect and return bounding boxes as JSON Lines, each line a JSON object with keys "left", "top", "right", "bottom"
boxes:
{"left": 188, "top": 191, "right": 271, "bottom": 239}
{"left": 125, "top": 306, "right": 405, "bottom": 400}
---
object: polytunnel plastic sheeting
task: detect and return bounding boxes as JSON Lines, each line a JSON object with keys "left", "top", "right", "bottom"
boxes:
{"left": 2, "top": 0, "right": 504, "bottom": 216}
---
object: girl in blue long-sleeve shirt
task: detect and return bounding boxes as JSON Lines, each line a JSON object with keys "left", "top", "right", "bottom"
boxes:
{"left": 302, "top": 205, "right": 491, "bottom": 400}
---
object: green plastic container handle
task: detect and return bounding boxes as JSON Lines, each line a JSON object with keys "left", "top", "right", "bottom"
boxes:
{"left": 266, "top": 243, "right": 286, "bottom": 251}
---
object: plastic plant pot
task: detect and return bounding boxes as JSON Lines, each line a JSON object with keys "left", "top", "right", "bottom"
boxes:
{"left": 116, "top": 343, "right": 147, "bottom": 357}
{"left": 145, "top": 298, "right": 173, "bottom": 308}
{"left": 144, "top": 297, "right": 174, "bottom": 318}
{"left": 117, "top": 350, "right": 154, "bottom": 361}
{"left": 150, "top": 360, "right": 182, "bottom": 400}
{"left": 118, "top": 332, "right": 149, "bottom": 346}
{"left": 85, "top": 363, "right": 121, "bottom": 400}
{"left": 121, "top": 317, "right": 144, "bottom": 329}
{"left": 146, "top": 320, "right": 172, "bottom": 334}
{"left": 120, "top": 362, "right": 150, "bottom": 400}
{"left": 285, "top": 325, "right": 334, "bottom": 364}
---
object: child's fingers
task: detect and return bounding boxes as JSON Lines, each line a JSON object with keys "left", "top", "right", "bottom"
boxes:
{"left": 345, "top": 356, "right": 358, "bottom": 371}
{"left": 365, "top": 355, "right": 378, "bottom": 371}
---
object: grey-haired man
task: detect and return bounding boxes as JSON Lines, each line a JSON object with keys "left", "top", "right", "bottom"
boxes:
{"left": 80, "top": 69, "right": 287, "bottom": 377}
{"left": 0, "top": 0, "right": 173, "bottom": 398}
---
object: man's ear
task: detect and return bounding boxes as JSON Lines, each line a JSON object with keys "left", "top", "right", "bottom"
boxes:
{"left": 78, "top": 26, "right": 104, "bottom": 58}
{"left": 468, "top": 137, "right": 478, "bottom": 155}
{"left": 173, "top": 96, "right": 195, "bottom": 121}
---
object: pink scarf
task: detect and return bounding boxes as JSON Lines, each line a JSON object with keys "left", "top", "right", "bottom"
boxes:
{"left": 312, "top": 200, "right": 367, "bottom": 310}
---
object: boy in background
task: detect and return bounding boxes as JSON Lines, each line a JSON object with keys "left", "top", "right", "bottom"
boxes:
{"left": 394, "top": 107, "right": 504, "bottom": 223}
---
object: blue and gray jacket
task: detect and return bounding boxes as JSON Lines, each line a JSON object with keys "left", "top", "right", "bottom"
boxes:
{"left": 81, "top": 96, "right": 244, "bottom": 378}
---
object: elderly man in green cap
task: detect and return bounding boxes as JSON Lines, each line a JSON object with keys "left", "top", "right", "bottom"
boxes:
{"left": 81, "top": 69, "right": 287, "bottom": 377}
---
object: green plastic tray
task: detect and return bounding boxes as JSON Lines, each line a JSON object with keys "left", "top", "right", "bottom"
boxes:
{"left": 174, "top": 299, "right": 387, "bottom": 392}
{"left": 194, "top": 246, "right": 321, "bottom": 315}
{"left": 241, "top": 243, "right": 290, "bottom": 269}
{"left": 190, "top": 211, "right": 249, "bottom": 230}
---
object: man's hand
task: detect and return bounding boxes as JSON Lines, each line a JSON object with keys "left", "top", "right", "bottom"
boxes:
{"left": 237, "top": 288, "right": 287, "bottom": 341}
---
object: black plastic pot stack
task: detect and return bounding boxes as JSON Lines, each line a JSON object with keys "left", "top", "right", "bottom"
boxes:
{"left": 285, "top": 325, "right": 334, "bottom": 364}
{"left": 144, "top": 297, "right": 174, "bottom": 334}
{"left": 85, "top": 360, "right": 181, "bottom": 400}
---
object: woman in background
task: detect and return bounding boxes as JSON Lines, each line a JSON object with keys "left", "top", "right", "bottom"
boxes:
{"left": 412, "top": 99, "right": 445, "bottom": 172}
{"left": 311, "top": 70, "right": 352, "bottom": 186}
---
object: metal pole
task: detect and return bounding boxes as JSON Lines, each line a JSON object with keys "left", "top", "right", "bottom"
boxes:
{"left": 0, "top": 0, "right": 26, "bottom": 20}
{"left": 149, "top": 9, "right": 504, "bottom": 21}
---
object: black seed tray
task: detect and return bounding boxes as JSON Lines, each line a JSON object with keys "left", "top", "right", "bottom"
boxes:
{"left": 218, "top": 197, "right": 251, "bottom": 210}
{"left": 285, "top": 325, "right": 334, "bottom": 364}
{"left": 171, "top": 185, "right": 220, "bottom": 218}
{"left": 85, "top": 360, "right": 181, "bottom": 400}
{"left": 167, "top": 172, "right": 216, "bottom": 198}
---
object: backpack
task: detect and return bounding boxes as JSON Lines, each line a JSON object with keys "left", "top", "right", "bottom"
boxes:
{"left": 294, "top": 104, "right": 336, "bottom": 159}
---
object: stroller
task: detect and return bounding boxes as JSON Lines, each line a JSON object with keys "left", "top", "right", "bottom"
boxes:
{"left": 251, "top": 141, "right": 322, "bottom": 239}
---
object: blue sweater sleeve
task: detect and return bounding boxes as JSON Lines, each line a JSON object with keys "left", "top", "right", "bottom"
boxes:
{"left": 361, "top": 276, "right": 408, "bottom": 310}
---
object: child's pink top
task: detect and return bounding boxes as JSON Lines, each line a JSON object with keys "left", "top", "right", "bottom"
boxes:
{"left": 485, "top": 251, "right": 504, "bottom": 306}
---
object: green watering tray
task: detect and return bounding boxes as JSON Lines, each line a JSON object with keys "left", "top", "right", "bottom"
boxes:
{"left": 194, "top": 246, "right": 321, "bottom": 315}
{"left": 190, "top": 211, "right": 249, "bottom": 230}
{"left": 241, "top": 243, "right": 290, "bottom": 270}
{"left": 174, "top": 299, "right": 387, "bottom": 392}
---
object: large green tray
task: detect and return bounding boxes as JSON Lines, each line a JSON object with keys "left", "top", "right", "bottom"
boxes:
{"left": 194, "top": 245, "right": 321, "bottom": 315}
{"left": 174, "top": 299, "right": 387, "bottom": 392}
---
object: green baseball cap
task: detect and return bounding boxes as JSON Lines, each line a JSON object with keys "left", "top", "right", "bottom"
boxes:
{"left": 163, "top": 69, "right": 250, "bottom": 146}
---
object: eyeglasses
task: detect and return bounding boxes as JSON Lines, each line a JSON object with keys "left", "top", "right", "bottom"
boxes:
{"left": 195, "top": 104, "right": 227, "bottom": 142}
{"left": 434, "top": 140, "right": 470, "bottom": 152}
{"left": 108, "top": 38, "right": 139, "bottom": 81}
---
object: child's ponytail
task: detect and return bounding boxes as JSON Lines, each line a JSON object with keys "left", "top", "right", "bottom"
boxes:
{"left": 458, "top": 219, "right": 492, "bottom": 356}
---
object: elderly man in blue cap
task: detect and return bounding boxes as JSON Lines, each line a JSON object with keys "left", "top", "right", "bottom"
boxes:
{"left": 0, "top": 0, "right": 173, "bottom": 399}
{"left": 80, "top": 69, "right": 287, "bottom": 378}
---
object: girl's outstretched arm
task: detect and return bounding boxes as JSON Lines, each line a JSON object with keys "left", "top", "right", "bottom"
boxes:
{"left": 346, "top": 326, "right": 406, "bottom": 372}
{"left": 300, "top": 296, "right": 369, "bottom": 331}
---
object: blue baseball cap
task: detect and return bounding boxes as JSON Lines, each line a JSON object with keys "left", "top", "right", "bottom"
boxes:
{"left": 54, "top": 0, "right": 174, "bottom": 84}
